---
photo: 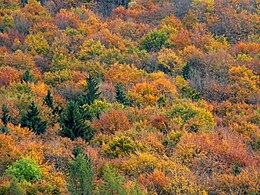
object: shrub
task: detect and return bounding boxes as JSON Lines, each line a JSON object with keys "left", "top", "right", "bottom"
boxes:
{"left": 5, "top": 157, "right": 42, "bottom": 183}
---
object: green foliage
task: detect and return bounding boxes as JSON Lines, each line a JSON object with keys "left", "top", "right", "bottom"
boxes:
{"left": 163, "top": 131, "right": 183, "bottom": 148}
{"left": 126, "top": 181, "right": 143, "bottom": 195}
{"left": 0, "top": 185, "right": 9, "bottom": 195}
{"left": 140, "top": 30, "right": 169, "bottom": 52}
{"left": 60, "top": 101, "right": 94, "bottom": 141}
{"left": 68, "top": 153, "right": 94, "bottom": 195}
{"left": 20, "top": 70, "right": 34, "bottom": 83}
{"left": 79, "top": 39, "right": 105, "bottom": 61}
{"left": 170, "top": 104, "right": 196, "bottom": 122}
{"left": 79, "top": 75, "right": 101, "bottom": 106}
{"left": 102, "top": 136, "right": 136, "bottom": 158}
{"left": 168, "top": 101, "right": 215, "bottom": 132}
{"left": 0, "top": 0, "right": 259, "bottom": 194}
{"left": 25, "top": 33, "right": 50, "bottom": 56}
{"left": 5, "top": 157, "right": 42, "bottom": 183}
{"left": 157, "top": 95, "right": 167, "bottom": 107}
{"left": 83, "top": 100, "right": 111, "bottom": 120}
{"left": 0, "top": 126, "right": 9, "bottom": 134}
{"left": 43, "top": 70, "right": 73, "bottom": 87}
{"left": 180, "top": 86, "right": 202, "bottom": 101}
{"left": 43, "top": 90, "right": 54, "bottom": 109}
{"left": 72, "top": 145, "right": 84, "bottom": 158}
{"left": 50, "top": 53, "right": 69, "bottom": 71}
{"left": 115, "top": 83, "right": 129, "bottom": 106}
{"left": 21, "top": 101, "right": 47, "bottom": 135}
{"left": 182, "top": 62, "right": 191, "bottom": 80}
{"left": 233, "top": 162, "right": 242, "bottom": 176}
{"left": 8, "top": 178, "right": 26, "bottom": 195}
{"left": 1, "top": 15, "right": 15, "bottom": 31}
{"left": 1, "top": 105, "right": 11, "bottom": 126}
{"left": 97, "top": 164, "right": 127, "bottom": 195}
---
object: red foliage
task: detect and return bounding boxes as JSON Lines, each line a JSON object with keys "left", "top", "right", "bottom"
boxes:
{"left": 92, "top": 109, "right": 132, "bottom": 134}
{"left": 0, "top": 67, "right": 20, "bottom": 87}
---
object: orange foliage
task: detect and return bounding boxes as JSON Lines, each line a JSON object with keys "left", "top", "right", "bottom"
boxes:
{"left": 92, "top": 109, "right": 131, "bottom": 134}
{"left": 104, "top": 63, "right": 147, "bottom": 87}
{"left": 129, "top": 78, "right": 177, "bottom": 106}
{"left": 55, "top": 9, "right": 80, "bottom": 29}
{"left": 97, "top": 29, "right": 127, "bottom": 51}
{"left": 176, "top": 129, "right": 257, "bottom": 167}
{"left": 0, "top": 66, "right": 20, "bottom": 86}
{"left": 3, "top": 50, "right": 36, "bottom": 70}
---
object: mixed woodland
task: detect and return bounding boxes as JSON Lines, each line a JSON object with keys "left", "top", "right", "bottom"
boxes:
{"left": 0, "top": 0, "right": 259, "bottom": 194}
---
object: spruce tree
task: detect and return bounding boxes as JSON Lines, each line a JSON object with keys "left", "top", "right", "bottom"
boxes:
{"left": 44, "top": 90, "right": 54, "bottom": 109}
{"left": 98, "top": 164, "right": 127, "bottom": 195}
{"left": 21, "top": 101, "right": 47, "bottom": 135}
{"left": 1, "top": 105, "right": 11, "bottom": 126}
{"left": 68, "top": 153, "right": 94, "bottom": 195}
{"left": 21, "top": 70, "right": 34, "bottom": 83}
{"left": 79, "top": 75, "right": 101, "bottom": 106}
{"left": 59, "top": 101, "right": 94, "bottom": 141}
{"left": 115, "top": 83, "right": 128, "bottom": 106}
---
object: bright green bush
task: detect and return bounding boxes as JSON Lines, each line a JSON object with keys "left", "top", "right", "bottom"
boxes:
{"left": 5, "top": 157, "right": 42, "bottom": 183}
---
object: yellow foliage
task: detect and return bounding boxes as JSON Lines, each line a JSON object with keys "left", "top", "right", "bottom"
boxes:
{"left": 129, "top": 78, "right": 177, "bottom": 106}
{"left": 29, "top": 82, "right": 47, "bottom": 98}
{"left": 157, "top": 48, "right": 185, "bottom": 74}
{"left": 25, "top": 32, "right": 50, "bottom": 56}
{"left": 104, "top": 63, "right": 147, "bottom": 87}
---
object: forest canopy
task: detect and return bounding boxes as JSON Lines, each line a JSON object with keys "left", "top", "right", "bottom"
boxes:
{"left": 0, "top": 0, "right": 259, "bottom": 194}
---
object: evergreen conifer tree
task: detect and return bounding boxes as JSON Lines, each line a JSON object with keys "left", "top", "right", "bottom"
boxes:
{"left": 1, "top": 105, "right": 11, "bottom": 126}
{"left": 21, "top": 102, "right": 47, "bottom": 135}
{"left": 79, "top": 75, "right": 101, "bottom": 106}
{"left": 68, "top": 153, "right": 94, "bottom": 195}
{"left": 44, "top": 90, "right": 54, "bottom": 109}
{"left": 21, "top": 70, "right": 34, "bottom": 83}
{"left": 59, "top": 101, "right": 94, "bottom": 141}
{"left": 98, "top": 164, "right": 127, "bottom": 195}
{"left": 115, "top": 83, "right": 129, "bottom": 106}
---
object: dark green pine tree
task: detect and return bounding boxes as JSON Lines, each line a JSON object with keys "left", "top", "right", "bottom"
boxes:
{"left": 115, "top": 83, "right": 129, "bottom": 106}
{"left": 44, "top": 90, "right": 54, "bottom": 109}
{"left": 21, "top": 70, "right": 34, "bottom": 83}
{"left": 68, "top": 153, "right": 94, "bottom": 195}
{"left": 79, "top": 75, "right": 101, "bottom": 106}
{"left": 59, "top": 101, "right": 94, "bottom": 142}
{"left": 21, "top": 102, "right": 47, "bottom": 135}
{"left": 1, "top": 105, "right": 11, "bottom": 126}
